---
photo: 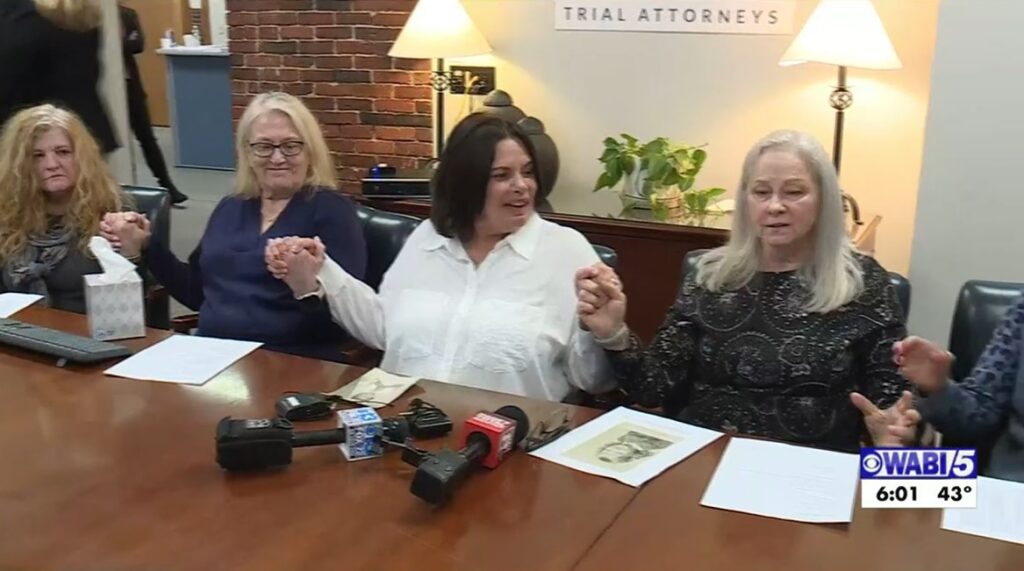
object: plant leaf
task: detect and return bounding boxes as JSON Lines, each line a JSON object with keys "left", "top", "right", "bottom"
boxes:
{"left": 622, "top": 133, "right": 638, "bottom": 145}
{"left": 608, "top": 159, "right": 622, "bottom": 182}
{"left": 647, "top": 155, "right": 668, "bottom": 181}
{"left": 692, "top": 148, "right": 707, "bottom": 169}
{"left": 673, "top": 148, "right": 691, "bottom": 166}
{"left": 603, "top": 136, "right": 619, "bottom": 148}
{"left": 599, "top": 148, "right": 619, "bottom": 162}
{"left": 623, "top": 155, "right": 636, "bottom": 174}
{"left": 594, "top": 171, "right": 614, "bottom": 191}
{"left": 705, "top": 187, "right": 727, "bottom": 200}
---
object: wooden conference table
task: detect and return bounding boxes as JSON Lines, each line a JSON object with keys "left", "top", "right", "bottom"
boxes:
{"left": 0, "top": 308, "right": 1021, "bottom": 571}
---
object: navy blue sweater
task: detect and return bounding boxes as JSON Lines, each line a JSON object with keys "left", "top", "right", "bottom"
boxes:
{"left": 145, "top": 187, "right": 367, "bottom": 362}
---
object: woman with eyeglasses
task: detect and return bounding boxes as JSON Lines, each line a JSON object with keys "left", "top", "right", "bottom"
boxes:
{"left": 101, "top": 92, "right": 366, "bottom": 361}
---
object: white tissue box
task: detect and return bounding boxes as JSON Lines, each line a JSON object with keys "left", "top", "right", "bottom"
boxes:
{"left": 83, "top": 273, "right": 145, "bottom": 341}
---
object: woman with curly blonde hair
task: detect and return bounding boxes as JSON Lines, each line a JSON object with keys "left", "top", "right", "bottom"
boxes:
{"left": 0, "top": 104, "right": 128, "bottom": 313}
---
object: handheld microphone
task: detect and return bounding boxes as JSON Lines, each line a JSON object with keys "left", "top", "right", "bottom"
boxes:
{"left": 409, "top": 405, "right": 530, "bottom": 505}
{"left": 215, "top": 402, "right": 452, "bottom": 471}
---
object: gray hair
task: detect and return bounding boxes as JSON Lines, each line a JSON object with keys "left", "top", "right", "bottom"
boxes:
{"left": 696, "top": 130, "right": 863, "bottom": 313}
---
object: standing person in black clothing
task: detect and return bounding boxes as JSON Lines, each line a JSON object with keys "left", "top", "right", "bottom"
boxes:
{"left": 0, "top": 0, "right": 118, "bottom": 154}
{"left": 119, "top": 3, "right": 188, "bottom": 205}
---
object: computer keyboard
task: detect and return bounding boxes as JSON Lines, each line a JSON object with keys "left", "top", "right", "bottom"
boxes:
{"left": 0, "top": 318, "right": 132, "bottom": 364}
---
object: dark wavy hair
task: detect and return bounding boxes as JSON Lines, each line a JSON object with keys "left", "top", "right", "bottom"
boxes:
{"left": 430, "top": 113, "right": 542, "bottom": 242}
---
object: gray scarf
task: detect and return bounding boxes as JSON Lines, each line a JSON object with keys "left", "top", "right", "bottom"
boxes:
{"left": 2, "top": 221, "right": 74, "bottom": 303}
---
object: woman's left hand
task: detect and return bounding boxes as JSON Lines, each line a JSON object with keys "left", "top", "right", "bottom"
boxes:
{"left": 265, "top": 237, "right": 291, "bottom": 279}
{"left": 850, "top": 390, "right": 922, "bottom": 447}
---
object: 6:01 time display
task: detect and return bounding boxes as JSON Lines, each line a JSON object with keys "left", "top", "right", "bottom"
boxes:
{"left": 875, "top": 485, "right": 918, "bottom": 502}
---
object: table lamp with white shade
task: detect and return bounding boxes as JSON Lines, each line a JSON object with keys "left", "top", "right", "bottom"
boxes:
{"left": 780, "top": 0, "right": 901, "bottom": 225}
{"left": 389, "top": 0, "right": 492, "bottom": 157}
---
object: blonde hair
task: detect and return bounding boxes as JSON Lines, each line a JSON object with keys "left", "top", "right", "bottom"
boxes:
{"left": 33, "top": 0, "right": 101, "bottom": 31}
{"left": 233, "top": 92, "right": 337, "bottom": 198}
{"left": 0, "top": 105, "right": 123, "bottom": 259}
{"left": 696, "top": 130, "right": 863, "bottom": 313}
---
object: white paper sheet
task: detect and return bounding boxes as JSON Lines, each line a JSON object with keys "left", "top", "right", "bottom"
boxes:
{"left": 529, "top": 406, "right": 723, "bottom": 487}
{"left": 700, "top": 438, "right": 860, "bottom": 523}
{"left": 326, "top": 368, "right": 419, "bottom": 408}
{"left": 942, "top": 476, "right": 1024, "bottom": 545}
{"left": 104, "top": 335, "right": 262, "bottom": 385}
{"left": 0, "top": 293, "right": 43, "bottom": 317}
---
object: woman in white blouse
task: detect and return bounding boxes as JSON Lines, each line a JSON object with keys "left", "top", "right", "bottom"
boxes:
{"left": 266, "top": 113, "right": 614, "bottom": 401}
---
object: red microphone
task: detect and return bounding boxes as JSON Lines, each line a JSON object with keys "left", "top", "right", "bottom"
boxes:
{"left": 462, "top": 409, "right": 518, "bottom": 469}
{"left": 410, "top": 405, "right": 530, "bottom": 504}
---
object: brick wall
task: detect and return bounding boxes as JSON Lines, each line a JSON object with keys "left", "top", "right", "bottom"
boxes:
{"left": 226, "top": 0, "right": 434, "bottom": 193}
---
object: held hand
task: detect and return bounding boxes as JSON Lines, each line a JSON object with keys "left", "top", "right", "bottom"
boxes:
{"left": 100, "top": 212, "right": 150, "bottom": 257}
{"left": 575, "top": 263, "right": 626, "bottom": 339}
{"left": 281, "top": 252, "right": 322, "bottom": 296}
{"left": 265, "top": 238, "right": 290, "bottom": 279}
{"left": 893, "top": 336, "right": 954, "bottom": 394}
{"left": 279, "top": 237, "right": 325, "bottom": 296}
{"left": 850, "top": 390, "right": 922, "bottom": 447}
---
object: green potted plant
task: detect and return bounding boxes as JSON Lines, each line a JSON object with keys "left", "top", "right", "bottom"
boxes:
{"left": 594, "top": 134, "right": 726, "bottom": 216}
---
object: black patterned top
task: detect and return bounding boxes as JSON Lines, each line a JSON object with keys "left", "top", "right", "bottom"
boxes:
{"left": 606, "top": 255, "right": 908, "bottom": 452}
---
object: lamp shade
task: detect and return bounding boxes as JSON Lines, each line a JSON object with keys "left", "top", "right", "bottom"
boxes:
{"left": 389, "top": 0, "right": 492, "bottom": 59}
{"left": 779, "top": 0, "right": 901, "bottom": 69}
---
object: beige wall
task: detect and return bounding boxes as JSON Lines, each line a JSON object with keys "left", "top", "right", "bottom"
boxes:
{"left": 909, "top": 0, "right": 1024, "bottom": 343}
{"left": 445, "top": 0, "right": 939, "bottom": 275}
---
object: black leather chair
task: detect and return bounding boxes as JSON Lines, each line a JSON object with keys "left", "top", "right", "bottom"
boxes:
{"left": 355, "top": 205, "right": 421, "bottom": 291}
{"left": 682, "top": 249, "right": 912, "bottom": 319}
{"left": 122, "top": 185, "right": 171, "bottom": 329}
{"left": 123, "top": 185, "right": 171, "bottom": 248}
{"left": 947, "top": 280, "right": 1024, "bottom": 382}
{"left": 943, "top": 280, "right": 1024, "bottom": 470}
{"left": 593, "top": 244, "right": 617, "bottom": 268}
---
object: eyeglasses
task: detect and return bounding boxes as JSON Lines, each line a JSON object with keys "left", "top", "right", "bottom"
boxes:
{"left": 249, "top": 140, "right": 304, "bottom": 158}
{"left": 522, "top": 408, "right": 573, "bottom": 452}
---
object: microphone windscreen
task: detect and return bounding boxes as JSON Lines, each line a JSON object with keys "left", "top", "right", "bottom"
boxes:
{"left": 494, "top": 405, "right": 530, "bottom": 445}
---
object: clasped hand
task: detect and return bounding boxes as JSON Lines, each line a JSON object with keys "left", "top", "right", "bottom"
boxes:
{"left": 99, "top": 211, "right": 151, "bottom": 258}
{"left": 574, "top": 262, "right": 627, "bottom": 339}
{"left": 265, "top": 236, "right": 324, "bottom": 297}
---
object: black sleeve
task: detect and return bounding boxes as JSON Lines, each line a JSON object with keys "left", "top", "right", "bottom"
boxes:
{"left": 605, "top": 283, "right": 699, "bottom": 408}
{"left": 120, "top": 6, "right": 144, "bottom": 55}
{"left": 854, "top": 258, "right": 910, "bottom": 412}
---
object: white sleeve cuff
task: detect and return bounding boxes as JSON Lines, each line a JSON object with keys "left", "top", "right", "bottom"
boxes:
{"left": 593, "top": 324, "right": 631, "bottom": 351}
{"left": 294, "top": 284, "right": 325, "bottom": 300}
{"left": 317, "top": 256, "right": 352, "bottom": 294}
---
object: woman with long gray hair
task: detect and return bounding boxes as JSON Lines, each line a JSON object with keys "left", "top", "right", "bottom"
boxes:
{"left": 576, "top": 130, "right": 919, "bottom": 452}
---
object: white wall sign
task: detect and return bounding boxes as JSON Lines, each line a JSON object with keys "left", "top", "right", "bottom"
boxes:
{"left": 555, "top": 0, "right": 795, "bottom": 35}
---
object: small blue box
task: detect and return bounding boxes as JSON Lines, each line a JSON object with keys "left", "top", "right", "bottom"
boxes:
{"left": 337, "top": 407, "right": 383, "bottom": 461}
